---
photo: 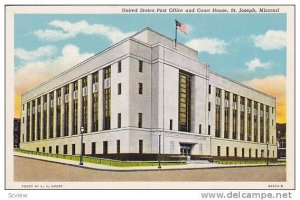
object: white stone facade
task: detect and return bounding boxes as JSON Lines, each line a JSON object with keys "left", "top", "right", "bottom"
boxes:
{"left": 20, "top": 28, "right": 277, "bottom": 160}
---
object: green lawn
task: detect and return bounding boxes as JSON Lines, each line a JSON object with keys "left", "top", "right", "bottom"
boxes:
{"left": 15, "top": 149, "right": 186, "bottom": 167}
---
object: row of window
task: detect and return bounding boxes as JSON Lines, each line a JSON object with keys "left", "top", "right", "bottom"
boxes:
{"left": 214, "top": 87, "right": 274, "bottom": 144}
{"left": 22, "top": 60, "right": 145, "bottom": 143}
{"left": 216, "top": 146, "right": 275, "bottom": 158}
{"left": 35, "top": 140, "right": 144, "bottom": 155}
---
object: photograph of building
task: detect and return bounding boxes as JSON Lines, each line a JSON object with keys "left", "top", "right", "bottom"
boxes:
{"left": 19, "top": 27, "right": 277, "bottom": 161}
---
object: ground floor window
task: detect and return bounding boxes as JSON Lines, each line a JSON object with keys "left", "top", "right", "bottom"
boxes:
{"left": 64, "top": 145, "right": 68, "bottom": 155}
{"left": 56, "top": 145, "right": 59, "bottom": 154}
{"left": 72, "top": 144, "right": 75, "bottom": 155}
{"left": 139, "top": 140, "right": 143, "bottom": 154}
{"left": 103, "top": 141, "right": 108, "bottom": 154}
{"left": 242, "top": 148, "right": 245, "bottom": 158}
{"left": 42, "top": 147, "right": 45, "bottom": 153}
{"left": 117, "top": 140, "right": 120, "bottom": 154}
{"left": 226, "top": 147, "right": 229, "bottom": 157}
{"left": 92, "top": 142, "right": 96, "bottom": 155}
{"left": 36, "top": 147, "right": 39, "bottom": 152}
{"left": 49, "top": 146, "right": 52, "bottom": 154}
{"left": 234, "top": 147, "right": 237, "bottom": 157}
{"left": 217, "top": 146, "right": 221, "bottom": 157}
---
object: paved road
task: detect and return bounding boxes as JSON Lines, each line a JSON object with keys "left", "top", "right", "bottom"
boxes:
{"left": 14, "top": 156, "right": 286, "bottom": 182}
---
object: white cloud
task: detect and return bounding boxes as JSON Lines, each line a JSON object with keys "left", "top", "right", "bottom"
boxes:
{"left": 245, "top": 58, "right": 271, "bottom": 71}
{"left": 34, "top": 20, "right": 135, "bottom": 44}
{"left": 185, "top": 38, "right": 227, "bottom": 54}
{"left": 15, "top": 45, "right": 57, "bottom": 61}
{"left": 15, "top": 44, "right": 94, "bottom": 95}
{"left": 252, "top": 30, "right": 286, "bottom": 50}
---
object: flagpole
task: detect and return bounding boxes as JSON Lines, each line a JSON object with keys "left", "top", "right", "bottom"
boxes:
{"left": 175, "top": 20, "right": 177, "bottom": 48}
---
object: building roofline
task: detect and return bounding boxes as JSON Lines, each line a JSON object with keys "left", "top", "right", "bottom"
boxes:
{"left": 209, "top": 70, "right": 276, "bottom": 100}
{"left": 130, "top": 27, "right": 198, "bottom": 54}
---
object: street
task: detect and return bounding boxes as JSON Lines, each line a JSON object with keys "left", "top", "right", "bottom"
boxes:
{"left": 14, "top": 156, "right": 286, "bottom": 182}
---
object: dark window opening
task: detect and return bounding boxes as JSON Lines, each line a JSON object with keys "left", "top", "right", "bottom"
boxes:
{"left": 138, "top": 113, "right": 143, "bottom": 128}
{"left": 103, "top": 141, "right": 108, "bottom": 154}
{"left": 92, "top": 142, "right": 96, "bottom": 155}
{"left": 117, "top": 140, "right": 120, "bottom": 154}
{"left": 139, "top": 140, "right": 143, "bottom": 154}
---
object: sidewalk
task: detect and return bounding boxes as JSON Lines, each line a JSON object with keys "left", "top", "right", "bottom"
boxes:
{"left": 14, "top": 152, "right": 284, "bottom": 171}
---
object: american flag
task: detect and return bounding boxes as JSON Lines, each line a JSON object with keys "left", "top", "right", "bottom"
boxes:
{"left": 176, "top": 20, "right": 188, "bottom": 34}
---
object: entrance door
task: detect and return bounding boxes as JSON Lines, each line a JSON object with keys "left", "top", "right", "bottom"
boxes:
{"left": 180, "top": 145, "right": 192, "bottom": 160}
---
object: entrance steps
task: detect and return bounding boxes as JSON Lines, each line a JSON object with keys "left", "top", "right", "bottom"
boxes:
{"left": 187, "top": 160, "right": 211, "bottom": 164}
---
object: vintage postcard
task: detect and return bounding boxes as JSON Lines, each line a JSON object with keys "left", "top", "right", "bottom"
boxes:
{"left": 5, "top": 5, "right": 295, "bottom": 190}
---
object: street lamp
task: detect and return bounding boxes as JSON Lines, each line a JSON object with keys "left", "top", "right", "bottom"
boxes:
{"left": 79, "top": 126, "right": 84, "bottom": 165}
{"left": 266, "top": 141, "right": 269, "bottom": 165}
{"left": 158, "top": 134, "right": 161, "bottom": 169}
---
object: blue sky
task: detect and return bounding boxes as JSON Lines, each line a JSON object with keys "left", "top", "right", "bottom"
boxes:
{"left": 14, "top": 14, "right": 286, "bottom": 81}
{"left": 14, "top": 13, "right": 287, "bottom": 122}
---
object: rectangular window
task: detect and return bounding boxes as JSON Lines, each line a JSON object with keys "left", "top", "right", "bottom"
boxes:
{"left": 82, "top": 77, "right": 88, "bottom": 133}
{"left": 208, "top": 102, "right": 211, "bottom": 111}
{"left": 260, "top": 103, "right": 264, "bottom": 143}
{"left": 249, "top": 148, "right": 251, "bottom": 158}
{"left": 170, "top": 119, "right": 173, "bottom": 130}
{"left": 49, "top": 146, "right": 52, "bottom": 154}
{"left": 117, "top": 140, "right": 120, "bottom": 154}
{"left": 42, "top": 147, "right": 45, "bottom": 153}
{"left": 139, "top": 60, "right": 143, "bottom": 72}
{"left": 22, "top": 117, "right": 24, "bottom": 123}
{"left": 138, "top": 83, "right": 143, "bottom": 94}
{"left": 226, "top": 147, "right": 229, "bottom": 157}
{"left": 118, "top": 83, "right": 122, "bottom": 95}
{"left": 103, "top": 67, "right": 111, "bottom": 130}
{"left": 247, "top": 99, "right": 252, "bottom": 141}
{"left": 217, "top": 146, "right": 221, "bottom": 157}
{"left": 215, "top": 88, "right": 221, "bottom": 137}
{"left": 82, "top": 143, "right": 85, "bottom": 156}
{"left": 224, "top": 91, "right": 230, "bottom": 138}
{"left": 36, "top": 147, "right": 39, "bottom": 152}
{"left": 72, "top": 144, "right": 75, "bottom": 155}
{"left": 43, "top": 95, "right": 47, "bottom": 140}
{"left": 92, "top": 72, "right": 98, "bottom": 132}
{"left": 56, "top": 89, "right": 61, "bottom": 138}
{"left": 26, "top": 102, "right": 30, "bottom": 142}
{"left": 178, "top": 71, "right": 192, "bottom": 132}
{"left": 261, "top": 150, "right": 265, "bottom": 158}
{"left": 256, "top": 149, "right": 258, "bottom": 158}
{"left": 118, "top": 113, "right": 122, "bottom": 128}
{"left": 73, "top": 81, "right": 78, "bottom": 135}
{"left": 208, "top": 125, "right": 211, "bottom": 135}
{"left": 92, "top": 142, "right": 96, "bottom": 155}
{"left": 103, "top": 141, "right": 108, "bottom": 154}
{"left": 234, "top": 147, "right": 237, "bottom": 157}
{"left": 199, "top": 124, "right": 202, "bottom": 134}
{"left": 118, "top": 61, "right": 122, "bottom": 73}
{"left": 64, "top": 85, "right": 69, "bottom": 136}
{"left": 22, "top": 104, "right": 25, "bottom": 111}
{"left": 240, "top": 97, "right": 245, "bottom": 140}
{"left": 138, "top": 113, "right": 143, "bottom": 128}
{"left": 242, "top": 148, "right": 245, "bottom": 158}
{"left": 56, "top": 145, "right": 59, "bottom": 154}
{"left": 209, "top": 85, "right": 211, "bottom": 94}
{"left": 139, "top": 140, "right": 143, "bottom": 154}
{"left": 63, "top": 145, "right": 68, "bottom": 155}
{"left": 32, "top": 100, "right": 36, "bottom": 141}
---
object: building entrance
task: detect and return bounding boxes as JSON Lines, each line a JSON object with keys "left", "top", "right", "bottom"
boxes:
{"left": 180, "top": 144, "right": 193, "bottom": 160}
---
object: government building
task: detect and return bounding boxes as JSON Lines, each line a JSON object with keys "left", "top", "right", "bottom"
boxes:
{"left": 19, "top": 27, "right": 277, "bottom": 161}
